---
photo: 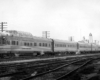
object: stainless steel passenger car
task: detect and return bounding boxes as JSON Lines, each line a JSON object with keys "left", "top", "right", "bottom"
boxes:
{"left": 0, "top": 30, "right": 52, "bottom": 57}
{"left": 53, "top": 39, "right": 77, "bottom": 53}
{"left": 78, "top": 42, "right": 92, "bottom": 52}
{"left": 0, "top": 30, "right": 100, "bottom": 58}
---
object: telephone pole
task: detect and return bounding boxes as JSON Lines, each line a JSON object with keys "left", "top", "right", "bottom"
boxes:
{"left": 0, "top": 22, "right": 7, "bottom": 32}
{"left": 42, "top": 31, "right": 50, "bottom": 38}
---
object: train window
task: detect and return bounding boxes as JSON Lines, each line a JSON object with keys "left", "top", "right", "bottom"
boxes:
{"left": 45, "top": 43, "right": 47, "bottom": 47}
{"left": 0, "top": 37, "right": 6, "bottom": 44}
{"left": 49, "top": 44, "right": 50, "bottom": 47}
{"left": 27, "top": 43, "right": 29, "bottom": 46}
{"left": 34, "top": 43, "right": 37, "bottom": 46}
{"left": 17, "top": 41, "right": 18, "bottom": 45}
{"left": 44, "top": 43, "right": 46, "bottom": 47}
{"left": 40, "top": 43, "right": 42, "bottom": 46}
{"left": 39, "top": 43, "right": 41, "bottom": 46}
{"left": 44, "top": 43, "right": 45, "bottom": 46}
{"left": 41, "top": 43, "right": 43, "bottom": 46}
{"left": 68, "top": 45, "right": 69, "bottom": 47}
{"left": 67, "top": 45, "right": 69, "bottom": 47}
{"left": 26, "top": 43, "right": 27, "bottom": 46}
{"left": 24, "top": 42, "right": 28, "bottom": 46}
{"left": 12, "top": 41, "right": 16, "bottom": 45}
{"left": 42, "top": 43, "right": 47, "bottom": 47}
{"left": 46, "top": 44, "right": 48, "bottom": 47}
{"left": 24, "top": 42, "right": 26, "bottom": 46}
{"left": 26, "top": 43, "right": 28, "bottom": 46}
{"left": 30, "top": 43, "right": 32, "bottom": 46}
{"left": 12, "top": 41, "right": 19, "bottom": 45}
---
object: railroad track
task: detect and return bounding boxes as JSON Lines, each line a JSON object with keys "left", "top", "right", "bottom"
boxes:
{"left": 21, "top": 57, "right": 97, "bottom": 80}
{"left": 0, "top": 55, "right": 99, "bottom": 80}
{"left": 0, "top": 58, "right": 80, "bottom": 80}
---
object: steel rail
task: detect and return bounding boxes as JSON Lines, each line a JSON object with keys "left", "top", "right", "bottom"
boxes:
{"left": 56, "top": 59, "right": 92, "bottom": 80}
{"left": 21, "top": 58, "right": 87, "bottom": 80}
{"left": 0, "top": 58, "right": 76, "bottom": 78}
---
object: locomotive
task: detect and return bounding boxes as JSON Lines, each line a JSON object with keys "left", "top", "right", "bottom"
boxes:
{"left": 0, "top": 30, "right": 100, "bottom": 58}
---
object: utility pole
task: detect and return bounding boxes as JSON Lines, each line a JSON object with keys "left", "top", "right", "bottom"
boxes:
{"left": 0, "top": 22, "right": 7, "bottom": 32}
{"left": 42, "top": 31, "right": 50, "bottom": 38}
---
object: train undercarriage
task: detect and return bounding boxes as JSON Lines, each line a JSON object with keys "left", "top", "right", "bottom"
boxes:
{"left": 0, "top": 50, "right": 100, "bottom": 59}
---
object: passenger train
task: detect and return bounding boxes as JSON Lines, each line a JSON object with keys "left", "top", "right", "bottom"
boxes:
{"left": 0, "top": 30, "right": 100, "bottom": 58}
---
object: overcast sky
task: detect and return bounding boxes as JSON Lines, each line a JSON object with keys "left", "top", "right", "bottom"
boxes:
{"left": 0, "top": 0, "right": 100, "bottom": 42}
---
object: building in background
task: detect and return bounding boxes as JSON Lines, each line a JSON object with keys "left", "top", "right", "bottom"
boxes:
{"left": 68, "top": 36, "right": 74, "bottom": 41}
{"left": 89, "top": 33, "right": 93, "bottom": 43}
{"left": 42, "top": 31, "right": 50, "bottom": 38}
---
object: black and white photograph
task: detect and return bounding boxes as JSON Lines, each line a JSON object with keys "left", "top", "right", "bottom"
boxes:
{"left": 0, "top": 0, "right": 100, "bottom": 80}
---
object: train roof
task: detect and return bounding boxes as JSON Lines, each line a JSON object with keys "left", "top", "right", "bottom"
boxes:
{"left": 5, "top": 30, "right": 52, "bottom": 41}
{"left": 6, "top": 30, "right": 33, "bottom": 38}
{"left": 53, "top": 39, "right": 77, "bottom": 44}
{"left": 78, "top": 42, "right": 91, "bottom": 45}
{"left": 32, "top": 36, "right": 52, "bottom": 41}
